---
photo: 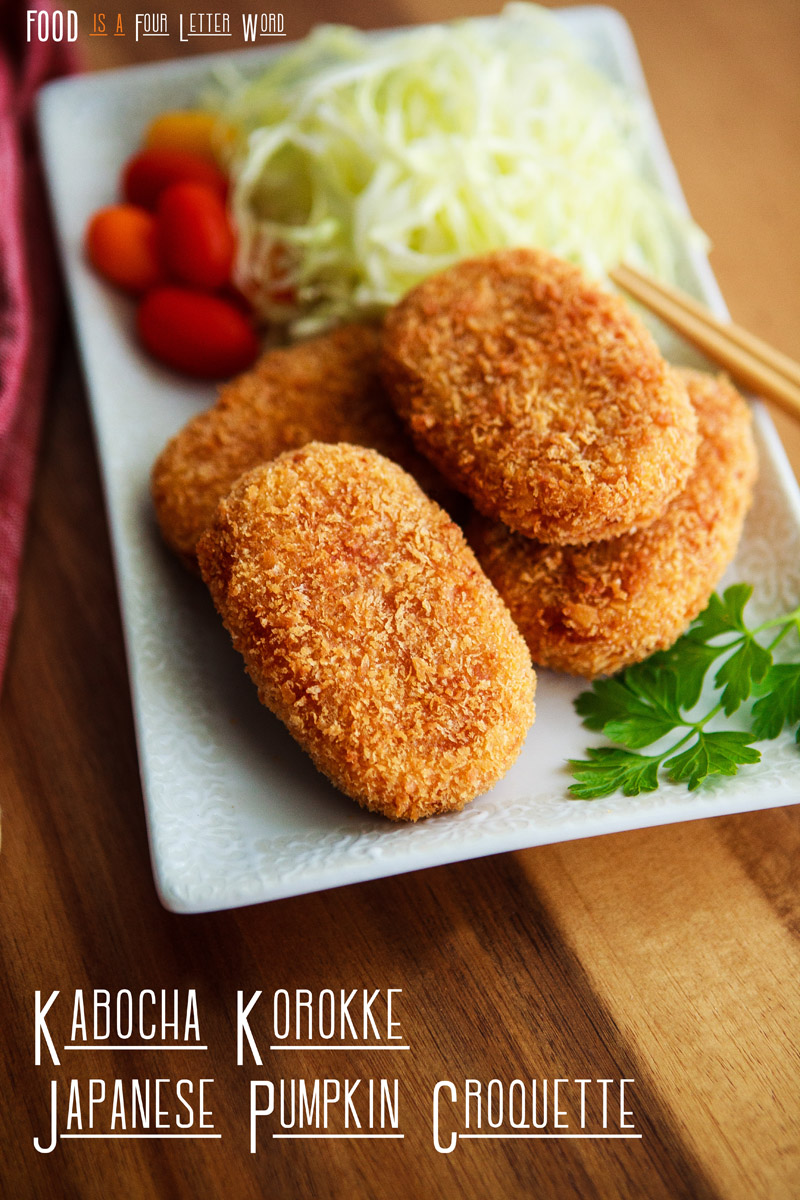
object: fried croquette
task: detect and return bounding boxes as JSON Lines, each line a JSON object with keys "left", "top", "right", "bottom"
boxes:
{"left": 468, "top": 370, "right": 757, "bottom": 678}
{"left": 197, "top": 442, "right": 536, "bottom": 821}
{"left": 381, "top": 248, "right": 699, "bottom": 544}
{"left": 152, "top": 324, "right": 449, "bottom": 568}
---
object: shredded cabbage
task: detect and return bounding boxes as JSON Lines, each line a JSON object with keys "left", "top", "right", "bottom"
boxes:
{"left": 212, "top": 4, "right": 706, "bottom": 336}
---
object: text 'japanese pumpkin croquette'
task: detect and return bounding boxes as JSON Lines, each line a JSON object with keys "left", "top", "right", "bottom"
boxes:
{"left": 381, "top": 247, "right": 699, "bottom": 545}
{"left": 468, "top": 370, "right": 757, "bottom": 679}
{"left": 151, "top": 323, "right": 449, "bottom": 568}
{"left": 197, "top": 443, "right": 536, "bottom": 821}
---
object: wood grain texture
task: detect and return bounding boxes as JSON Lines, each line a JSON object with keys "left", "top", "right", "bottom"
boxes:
{"left": 525, "top": 824, "right": 800, "bottom": 1198}
{"left": 3, "top": 2, "right": 799, "bottom": 1197}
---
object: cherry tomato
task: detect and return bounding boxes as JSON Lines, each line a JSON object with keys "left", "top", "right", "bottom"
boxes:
{"left": 123, "top": 148, "right": 228, "bottom": 210}
{"left": 143, "top": 110, "right": 229, "bottom": 164}
{"left": 156, "top": 182, "right": 235, "bottom": 289}
{"left": 217, "top": 283, "right": 254, "bottom": 315}
{"left": 137, "top": 287, "right": 260, "bottom": 379}
{"left": 85, "top": 204, "right": 163, "bottom": 293}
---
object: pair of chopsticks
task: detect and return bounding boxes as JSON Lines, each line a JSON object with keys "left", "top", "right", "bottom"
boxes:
{"left": 610, "top": 262, "right": 800, "bottom": 422}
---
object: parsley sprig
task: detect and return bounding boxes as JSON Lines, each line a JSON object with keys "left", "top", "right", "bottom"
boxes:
{"left": 569, "top": 584, "right": 800, "bottom": 798}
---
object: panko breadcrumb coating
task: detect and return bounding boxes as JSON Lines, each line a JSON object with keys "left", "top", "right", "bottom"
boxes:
{"left": 197, "top": 442, "right": 536, "bottom": 821}
{"left": 152, "top": 324, "right": 450, "bottom": 567}
{"left": 381, "top": 248, "right": 699, "bottom": 544}
{"left": 468, "top": 370, "right": 757, "bottom": 678}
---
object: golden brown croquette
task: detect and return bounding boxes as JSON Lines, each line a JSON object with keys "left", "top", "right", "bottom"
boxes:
{"left": 197, "top": 443, "right": 536, "bottom": 821}
{"left": 468, "top": 370, "right": 757, "bottom": 678}
{"left": 152, "top": 324, "right": 450, "bottom": 568}
{"left": 381, "top": 248, "right": 699, "bottom": 544}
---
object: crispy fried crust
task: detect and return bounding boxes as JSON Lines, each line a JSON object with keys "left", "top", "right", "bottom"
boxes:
{"left": 468, "top": 371, "right": 757, "bottom": 678}
{"left": 197, "top": 443, "right": 536, "bottom": 820}
{"left": 152, "top": 324, "right": 449, "bottom": 568}
{"left": 381, "top": 248, "right": 699, "bottom": 544}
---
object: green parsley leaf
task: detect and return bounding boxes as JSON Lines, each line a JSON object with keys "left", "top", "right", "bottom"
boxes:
{"left": 568, "top": 748, "right": 662, "bottom": 799}
{"left": 691, "top": 583, "right": 753, "bottom": 639}
{"left": 574, "top": 677, "right": 648, "bottom": 732}
{"left": 569, "top": 587, "right": 800, "bottom": 798}
{"left": 601, "top": 714, "right": 678, "bottom": 749}
{"left": 650, "top": 635, "right": 726, "bottom": 709}
{"left": 751, "top": 663, "right": 800, "bottom": 739}
{"left": 575, "top": 669, "right": 681, "bottom": 747}
{"left": 623, "top": 664, "right": 681, "bottom": 719}
{"left": 664, "top": 731, "right": 760, "bottom": 790}
{"left": 713, "top": 637, "right": 772, "bottom": 716}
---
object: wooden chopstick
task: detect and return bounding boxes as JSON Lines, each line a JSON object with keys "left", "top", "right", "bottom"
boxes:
{"left": 610, "top": 262, "right": 800, "bottom": 422}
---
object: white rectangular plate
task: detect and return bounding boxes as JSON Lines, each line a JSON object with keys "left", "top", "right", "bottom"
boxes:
{"left": 38, "top": 7, "right": 800, "bottom": 912}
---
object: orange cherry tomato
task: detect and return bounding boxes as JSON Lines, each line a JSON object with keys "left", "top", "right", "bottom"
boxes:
{"left": 137, "top": 287, "right": 260, "bottom": 379}
{"left": 143, "top": 110, "right": 227, "bottom": 164}
{"left": 123, "top": 148, "right": 228, "bottom": 210}
{"left": 156, "top": 182, "right": 235, "bottom": 290}
{"left": 85, "top": 204, "right": 163, "bottom": 293}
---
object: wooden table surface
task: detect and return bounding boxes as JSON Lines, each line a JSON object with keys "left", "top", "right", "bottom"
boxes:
{"left": 3, "top": 1, "right": 800, "bottom": 1197}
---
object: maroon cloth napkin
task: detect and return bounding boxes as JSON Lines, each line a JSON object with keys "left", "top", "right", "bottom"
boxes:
{"left": 0, "top": 1, "right": 75, "bottom": 689}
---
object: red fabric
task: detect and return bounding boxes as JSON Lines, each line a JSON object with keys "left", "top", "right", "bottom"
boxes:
{"left": 0, "top": 1, "right": 75, "bottom": 688}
